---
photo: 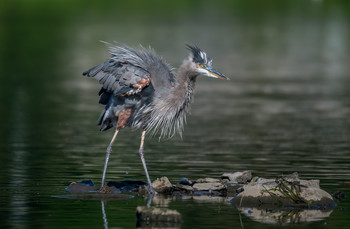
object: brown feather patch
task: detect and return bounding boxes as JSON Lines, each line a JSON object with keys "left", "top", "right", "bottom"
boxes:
{"left": 117, "top": 108, "right": 132, "bottom": 129}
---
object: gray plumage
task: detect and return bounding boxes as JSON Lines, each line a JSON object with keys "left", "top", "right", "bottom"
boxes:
{"left": 83, "top": 43, "right": 228, "bottom": 193}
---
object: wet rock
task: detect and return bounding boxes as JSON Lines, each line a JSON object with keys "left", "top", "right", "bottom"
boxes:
{"left": 79, "top": 179, "right": 95, "bottom": 186}
{"left": 221, "top": 171, "right": 252, "bottom": 183}
{"left": 221, "top": 178, "right": 230, "bottom": 184}
{"left": 152, "top": 177, "right": 173, "bottom": 193}
{"left": 299, "top": 186, "right": 335, "bottom": 206}
{"left": 66, "top": 182, "right": 96, "bottom": 193}
{"left": 193, "top": 182, "right": 225, "bottom": 191}
{"left": 250, "top": 176, "right": 260, "bottom": 183}
{"left": 248, "top": 178, "right": 275, "bottom": 186}
{"left": 174, "top": 184, "right": 194, "bottom": 192}
{"left": 233, "top": 176, "right": 335, "bottom": 208}
{"left": 136, "top": 206, "right": 182, "bottom": 223}
{"left": 107, "top": 180, "right": 147, "bottom": 192}
{"left": 99, "top": 184, "right": 120, "bottom": 194}
{"left": 64, "top": 172, "right": 336, "bottom": 212}
{"left": 225, "top": 183, "right": 244, "bottom": 196}
{"left": 300, "top": 179, "right": 320, "bottom": 189}
{"left": 284, "top": 172, "right": 299, "bottom": 181}
{"left": 196, "top": 178, "right": 221, "bottom": 183}
{"left": 179, "top": 177, "right": 192, "bottom": 185}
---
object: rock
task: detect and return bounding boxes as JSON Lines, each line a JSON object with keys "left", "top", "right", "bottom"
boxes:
{"left": 284, "top": 172, "right": 299, "bottom": 181}
{"left": 300, "top": 179, "right": 320, "bottom": 189}
{"left": 99, "top": 184, "right": 120, "bottom": 194}
{"left": 299, "top": 186, "right": 334, "bottom": 205}
{"left": 225, "top": 183, "right": 244, "bottom": 196}
{"left": 174, "top": 184, "right": 194, "bottom": 192}
{"left": 193, "top": 182, "right": 225, "bottom": 191}
{"left": 277, "top": 172, "right": 319, "bottom": 188}
{"left": 233, "top": 177, "right": 335, "bottom": 208}
{"left": 221, "top": 171, "right": 252, "bottom": 183}
{"left": 136, "top": 206, "right": 182, "bottom": 223}
{"left": 179, "top": 177, "right": 192, "bottom": 185}
{"left": 250, "top": 176, "right": 260, "bottom": 183}
{"left": 196, "top": 178, "right": 221, "bottom": 183}
{"left": 221, "top": 178, "right": 230, "bottom": 184}
{"left": 152, "top": 177, "right": 173, "bottom": 193}
{"left": 107, "top": 179, "right": 147, "bottom": 192}
{"left": 66, "top": 182, "right": 96, "bottom": 193}
{"left": 247, "top": 178, "right": 275, "bottom": 186}
{"left": 79, "top": 180, "right": 95, "bottom": 186}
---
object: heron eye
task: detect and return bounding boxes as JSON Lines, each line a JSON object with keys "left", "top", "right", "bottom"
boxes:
{"left": 199, "top": 64, "right": 204, "bottom": 68}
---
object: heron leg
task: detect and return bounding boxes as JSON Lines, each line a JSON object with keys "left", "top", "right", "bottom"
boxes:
{"left": 139, "top": 130, "right": 156, "bottom": 194}
{"left": 100, "top": 128, "right": 119, "bottom": 189}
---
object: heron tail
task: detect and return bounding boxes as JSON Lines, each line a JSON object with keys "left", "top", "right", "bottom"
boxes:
{"left": 97, "top": 106, "right": 116, "bottom": 131}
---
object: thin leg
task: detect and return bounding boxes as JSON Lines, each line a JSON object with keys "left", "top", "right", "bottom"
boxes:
{"left": 139, "top": 130, "right": 156, "bottom": 194}
{"left": 101, "top": 128, "right": 119, "bottom": 189}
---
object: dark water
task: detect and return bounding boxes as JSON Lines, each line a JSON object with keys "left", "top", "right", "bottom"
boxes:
{"left": 1, "top": 0, "right": 349, "bottom": 228}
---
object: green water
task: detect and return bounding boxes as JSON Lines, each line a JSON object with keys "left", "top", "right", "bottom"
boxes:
{"left": 1, "top": 0, "right": 349, "bottom": 228}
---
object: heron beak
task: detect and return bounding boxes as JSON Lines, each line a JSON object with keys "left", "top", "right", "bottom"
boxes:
{"left": 205, "top": 66, "right": 230, "bottom": 80}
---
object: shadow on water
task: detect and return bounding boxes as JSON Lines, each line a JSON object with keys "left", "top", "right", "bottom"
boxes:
{"left": 1, "top": 0, "right": 350, "bottom": 228}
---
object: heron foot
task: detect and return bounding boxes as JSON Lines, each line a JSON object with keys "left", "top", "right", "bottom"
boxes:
{"left": 147, "top": 185, "right": 157, "bottom": 195}
{"left": 98, "top": 184, "right": 106, "bottom": 193}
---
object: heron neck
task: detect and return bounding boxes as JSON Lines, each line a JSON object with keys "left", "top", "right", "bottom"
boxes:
{"left": 144, "top": 59, "right": 197, "bottom": 138}
{"left": 174, "top": 59, "right": 198, "bottom": 103}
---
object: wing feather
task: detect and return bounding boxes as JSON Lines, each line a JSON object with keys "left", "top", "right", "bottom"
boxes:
{"left": 83, "top": 59, "right": 151, "bottom": 97}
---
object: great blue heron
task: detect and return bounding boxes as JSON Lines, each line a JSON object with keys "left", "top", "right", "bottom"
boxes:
{"left": 83, "top": 43, "right": 229, "bottom": 194}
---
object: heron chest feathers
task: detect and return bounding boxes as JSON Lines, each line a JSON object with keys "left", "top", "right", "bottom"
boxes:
{"left": 132, "top": 77, "right": 196, "bottom": 138}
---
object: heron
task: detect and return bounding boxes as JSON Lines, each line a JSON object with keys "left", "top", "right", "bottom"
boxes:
{"left": 83, "top": 43, "right": 229, "bottom": 194}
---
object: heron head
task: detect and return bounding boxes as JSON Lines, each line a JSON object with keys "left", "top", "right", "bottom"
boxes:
{"left": 186, "top": 44, "right": 229, "bottom": 80}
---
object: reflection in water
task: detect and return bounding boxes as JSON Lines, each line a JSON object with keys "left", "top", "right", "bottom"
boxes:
{"left": 239, "top": 207, "right": 333, "bottom": 226}
{"left": 101, "top": 201, "right": 108, "bottom": 229}
{"left": 8, "top": 89, "right": 29, "bottom": 227}
{"left": 147, "top": 194, "right": 335, "bottom": 227}
{"left": 99, "top": 195, "right": 182, "bottom": 229}
{"left": 136, "top": 205, "right": 182, "bottom": 229}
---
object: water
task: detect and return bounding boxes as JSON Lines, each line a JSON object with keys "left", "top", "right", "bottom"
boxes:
{"left": 0, "top": 0, "right": 349, "bottom": 228}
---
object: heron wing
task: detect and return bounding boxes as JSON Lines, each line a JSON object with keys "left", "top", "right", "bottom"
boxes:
{"left": 83, "top": 59, "right": 151, "bottom": 99}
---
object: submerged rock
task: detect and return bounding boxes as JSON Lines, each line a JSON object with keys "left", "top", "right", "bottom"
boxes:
{"left": 66, "top": 182, "right": 96, "bottom": 193}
